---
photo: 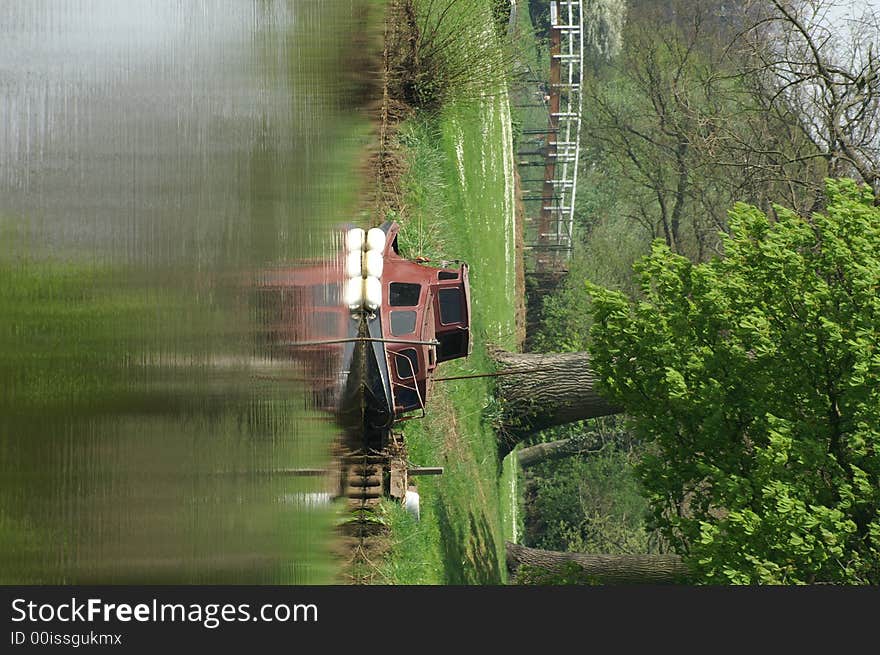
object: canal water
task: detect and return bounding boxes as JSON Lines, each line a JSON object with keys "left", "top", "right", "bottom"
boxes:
{"left": 0, "top": 0, "right": 372, "bottom": 583}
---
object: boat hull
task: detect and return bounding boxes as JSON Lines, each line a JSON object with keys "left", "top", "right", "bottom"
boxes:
{"left": 336, "top": 313, "right": 395, "bottom": 433}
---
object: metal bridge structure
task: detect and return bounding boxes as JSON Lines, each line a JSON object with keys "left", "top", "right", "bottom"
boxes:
{"left": 517, "top": 0, "right": 584, "bottom": 274}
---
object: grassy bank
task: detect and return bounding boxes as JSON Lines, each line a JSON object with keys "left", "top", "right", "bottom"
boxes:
{"left": 378, "top": 0, "right": 523, "bottom": 585}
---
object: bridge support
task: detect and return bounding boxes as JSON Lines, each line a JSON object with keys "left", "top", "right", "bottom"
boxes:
{"left": 524, "top": 0, "right": 582, "bottom": 274}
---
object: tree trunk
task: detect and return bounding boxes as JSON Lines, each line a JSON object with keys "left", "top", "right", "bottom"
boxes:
{"left": 516, "top": 434, "right": 599, "bottom": 468}
{"left": 505, "top": 542, "right": 688, "bottom": 584}
{"left": 492, "top": 349, "right": 621, "bottom": 443}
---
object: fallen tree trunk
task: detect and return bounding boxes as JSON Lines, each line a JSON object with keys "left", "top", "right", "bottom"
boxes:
{"left": 516, "top": 434, "right": 600, "bottom": 468}
{"left": 505, "top": 542, "right": 688, "bottom": 584}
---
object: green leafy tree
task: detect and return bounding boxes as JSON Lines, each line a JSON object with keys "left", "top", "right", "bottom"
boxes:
{"left": 586, "top": 179, "right": 880, "bottom": 584}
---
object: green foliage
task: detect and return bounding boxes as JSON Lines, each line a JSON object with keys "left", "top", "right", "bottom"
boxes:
{"left": 529, "top": 210, "right": 644, "bottom": 352}
{"left": 515, "top": 561, "right": 602, "bottom": 585}
{"left": 490, "top": 0, "right": 512, "bottom": 35}
{"left": 586, "top": 180, "right": 880, "bottom": 584}
{"left": 524, "top": 445, "right": 658, "bottom": 555}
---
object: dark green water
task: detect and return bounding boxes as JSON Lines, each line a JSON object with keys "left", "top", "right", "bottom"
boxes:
{"left": 0, "top": 0, "right": 371, "bottom": 583}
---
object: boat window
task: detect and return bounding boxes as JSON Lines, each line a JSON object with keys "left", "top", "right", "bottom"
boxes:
{"left": 438, "top": 288, "right": 463, "bottom": 325}
{"left": 389, "top": 282, "right": 421, "bottom": 306}
{"left": 395, "top": 348, "right": 419, "bottom": 379}
{"left": 390, "top": 310, "right": 417, "bottom": 336}
{"left": 438, "top": 271, "right": 458, "bottom": 280}
{"left": 437, "top": 331, "right": 465, "bottom": 360}
{"left": 394, "top": 386, "right": 420, "bottom": 411}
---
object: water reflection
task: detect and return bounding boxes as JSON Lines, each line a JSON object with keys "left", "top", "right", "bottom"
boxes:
{"left": 0, "top": 0, "right": 372, "bottom": 583}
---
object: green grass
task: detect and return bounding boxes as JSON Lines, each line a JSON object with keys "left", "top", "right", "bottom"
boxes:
{"left": 507, "top": 1, "right": 553, "bottom": 243}
{"left": 500, "top": 452, "right": 524, "bottom": 544}
{"left": 378, "top": 0, "right": 521, "bottom": 584}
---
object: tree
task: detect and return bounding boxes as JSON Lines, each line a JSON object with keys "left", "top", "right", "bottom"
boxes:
{"left": 574, "top": 0, "right": 880, "bottom": 271}
{"left": 506, "top": 542, "right": 688, "bottom": 583}
{"left": 579, "top": 0, "right": 832, "bottom": 264}
{"left": 739, "top": 0, "right": 880, "bottom": 199}
{"left": 532, "top": 0, "right": 868, "bottom": 352}
{"left": 586, "top": 179, "right": 880, "bottom": 584}
{"left": 491, "top": 349, "right": 620, "bottom": 446}
{"left": 582, "top": 11, "right": 716, "bottom": 257}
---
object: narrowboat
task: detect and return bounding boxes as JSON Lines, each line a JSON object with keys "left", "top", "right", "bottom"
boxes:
{"left": 254, "top": 220, "right": 472, "bottom": 433}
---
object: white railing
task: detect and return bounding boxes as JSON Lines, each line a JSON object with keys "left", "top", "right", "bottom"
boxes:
{"left": 516, "top": 0, "right": 583, "bottom": 266}
{"left": 548, "top": 0, "right": 583, "bottom": 252}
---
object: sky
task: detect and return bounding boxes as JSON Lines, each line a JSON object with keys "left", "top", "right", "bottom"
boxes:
{"left": 823, "top": 0, "right": 880, "bottom": 26}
